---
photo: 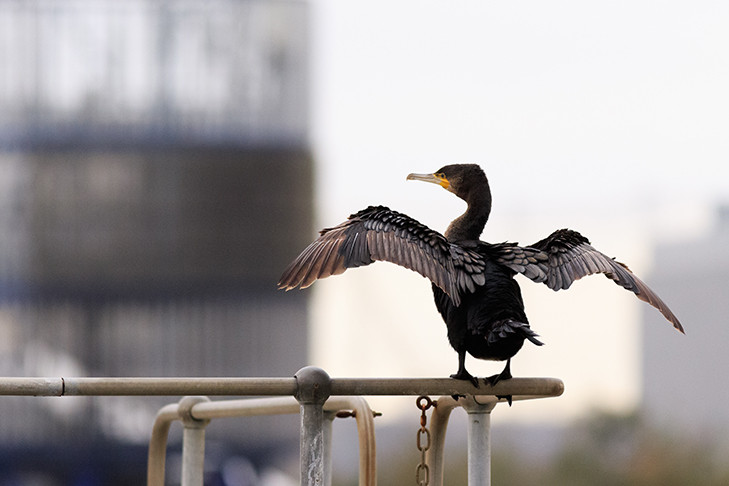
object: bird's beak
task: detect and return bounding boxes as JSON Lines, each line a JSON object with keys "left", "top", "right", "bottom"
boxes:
{"left": 407, "top": 172, "right": 450, "bottom": 190}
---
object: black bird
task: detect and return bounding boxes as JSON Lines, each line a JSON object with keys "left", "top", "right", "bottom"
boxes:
{"left": 278, "top": 164, "right": 684, "bottom": 388}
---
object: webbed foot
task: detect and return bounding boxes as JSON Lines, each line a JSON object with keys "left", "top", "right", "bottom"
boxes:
{"left": 484, "top": 359, "right": 512, "bottom": 387}
{"left": 450, "top": 370, "right": 480, "bottom": 388}
{"left": 486, "top": 360, "right": 513, "bottom": 406}
{"left": 496, "top": 395, "right": 513, "bottom": 406}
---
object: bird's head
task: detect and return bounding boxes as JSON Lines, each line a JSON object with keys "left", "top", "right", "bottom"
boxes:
{"left": 407, "top": 164, "right": 489, "bottom": 204}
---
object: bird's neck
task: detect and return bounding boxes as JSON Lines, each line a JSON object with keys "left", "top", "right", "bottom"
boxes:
{"left": 445, "top": 189, "right": 491, "bottom": 242}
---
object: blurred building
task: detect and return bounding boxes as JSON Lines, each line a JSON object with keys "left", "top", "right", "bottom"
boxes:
{"left": 0, "top": 1, "right": 312, "bottom": 483}
{"left": 642, "top": 205, "right": 729, "bottom": 434}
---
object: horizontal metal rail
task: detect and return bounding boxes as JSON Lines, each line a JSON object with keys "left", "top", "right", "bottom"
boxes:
{"left": 0, "top": 376, "right": 563, "bottom": 398}
{"left": 0, "top": 368, "right": 565, "bottom": 486}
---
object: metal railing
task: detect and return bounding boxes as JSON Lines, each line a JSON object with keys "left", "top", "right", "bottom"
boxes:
{"left": 0, "top": 366, "right": 564, "bottom": 485}
{"left": 147, "top": 395, "right": 378, "bottom": 486}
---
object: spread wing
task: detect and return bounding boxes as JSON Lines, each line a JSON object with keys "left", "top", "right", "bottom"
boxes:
{"left": 495, "top": 229, "right": 684, "bottom": 333}
{"left": 277, "top": 205, "right": 486, "bottom": 306}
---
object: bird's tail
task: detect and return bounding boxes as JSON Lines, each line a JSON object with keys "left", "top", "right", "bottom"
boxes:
{"left": 488, "top": 319, "right": 545, "bottom": 347}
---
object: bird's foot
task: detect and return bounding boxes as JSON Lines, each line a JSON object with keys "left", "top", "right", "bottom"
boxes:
{"left": 496, "top": 395, "right": 513, "bottom": 406}
{"left": 450, "top": 370, "right": 480, "bottom": 388}
{"left": 486, "top": 363, "right": 513, "bottom": 406}
{"left": 485, "top": 360, "right": 513, "bottom": 387}
{"left": 484, "top": 370, "right": 511, "bottom": 387}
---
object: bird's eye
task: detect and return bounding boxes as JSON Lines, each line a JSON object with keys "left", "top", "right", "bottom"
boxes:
{"left": 435, "top": 172, "right": 446, "bottom": 179}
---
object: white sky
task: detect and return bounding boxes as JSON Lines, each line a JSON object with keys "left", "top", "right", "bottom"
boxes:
{"left": 306, "top": 0, "right": 729, "bottom": 423}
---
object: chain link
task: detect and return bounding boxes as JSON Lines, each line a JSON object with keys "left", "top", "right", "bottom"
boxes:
{"left": 415, "top": 395, "right": 435, "bottom": 486}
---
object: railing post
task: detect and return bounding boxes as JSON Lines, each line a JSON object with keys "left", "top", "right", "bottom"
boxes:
{"left": 147, "top": 404, "right": 179, "bottom": 486}
{"left": 460, "top": 397, "right": 497, "bottom": 486}
{"left": 427, "top": 396, "right": 460, "bottom": 486}
{"left": 177, "top": 396, "right": 211, "bottom": 486}
{"left": 323, "top": 411, "right": 336, "bottom": 486}
{"left": 295, "top": 367, "right": 332, "bottom": 486}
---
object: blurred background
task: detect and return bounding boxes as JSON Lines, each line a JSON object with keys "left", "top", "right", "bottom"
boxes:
{"left": 1, "top": 0, "right": 728, "bottom": 484}
{"left": 0, "top": 0, "right": 310, "bottom": 484}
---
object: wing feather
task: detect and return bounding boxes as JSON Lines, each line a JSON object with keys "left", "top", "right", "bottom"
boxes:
{"left": 278, "top": 206, "right": 486, "bottom": 306}
{"left": 493, "top": 228, "right": 684, "bottom": 333}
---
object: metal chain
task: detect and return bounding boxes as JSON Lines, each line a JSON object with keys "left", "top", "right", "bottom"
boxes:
{"left": 415, "top": 395, "right": 435, "bottom": 486}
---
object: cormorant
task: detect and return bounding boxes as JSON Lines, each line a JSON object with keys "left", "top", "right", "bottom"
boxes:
{"left": 278, "top": 164, "right": 683, "bottom": 388}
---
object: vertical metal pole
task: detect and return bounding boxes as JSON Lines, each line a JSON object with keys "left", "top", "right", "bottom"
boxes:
{"left": 147, "top": 404, "right": 179, "bottom": 486}
{"left": 426, "top": 396, "right": 461, "bottom": 486}
{"left": 323, "top": 412, "right": 335, "bottom": 486}
{"left": 299, "top": 402, "right": 325, "bottom": 486}
{"left": 177, "top": 396, "right": 211, "bottom": 486}
{"left": 295, "top": 367, "right": 332, "bottom": 486}
{"left": 182, "top": 426, "right": 206, "bottom": 486}
{"left": 461, "top": 397, "right": 497, "bottom": 486}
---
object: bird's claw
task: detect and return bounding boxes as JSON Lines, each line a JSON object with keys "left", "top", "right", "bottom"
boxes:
{"left": 485, "top": 374, "right": 500, "bottom": 387}
{"left": 496, "top": 395, "right": 513, "bottom": 406}
{"left": 484, "top": 368, "right": 512, "bottom": 387}
{"left": 487, "top": 366, "right": 513, "bottom": 405}
{"left": 450, "top": 371, "right": 480, "bottom": 388}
